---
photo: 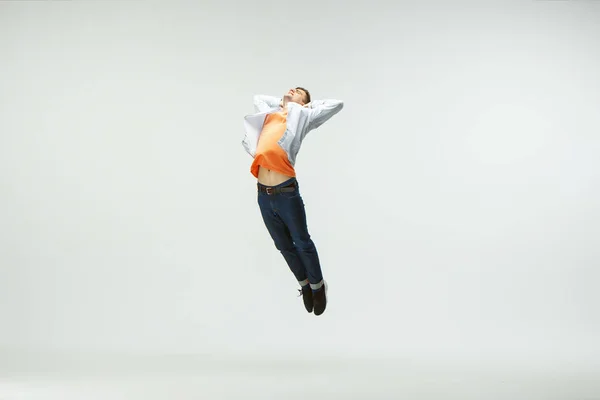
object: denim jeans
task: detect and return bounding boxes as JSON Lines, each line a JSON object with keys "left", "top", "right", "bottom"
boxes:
{"left": 257, "top": 177, "right": 324, "bottom": 287}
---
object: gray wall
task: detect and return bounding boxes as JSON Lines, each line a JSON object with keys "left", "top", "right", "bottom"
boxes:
{"left": 1, "top": 0, "right": 598, "bottom": 366}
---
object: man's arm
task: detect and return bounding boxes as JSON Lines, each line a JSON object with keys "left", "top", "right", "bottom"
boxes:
{"left": 306, "top": 99, "right": 344, "bottom": 130}
{"left": 253, "top": 95, "right": 282, "bottom": 113}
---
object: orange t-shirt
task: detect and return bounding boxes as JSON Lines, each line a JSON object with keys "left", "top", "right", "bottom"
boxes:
{"left": 250, "top": 110, "right": 296, "bottom": 178}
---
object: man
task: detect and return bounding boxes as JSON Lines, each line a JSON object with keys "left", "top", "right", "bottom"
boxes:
{"left": 242, "top": 87, "right": 343, "bottom": 316}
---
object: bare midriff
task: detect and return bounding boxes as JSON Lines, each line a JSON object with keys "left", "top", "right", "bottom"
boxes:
{"left": 257, "top": 166, "right": 294, "bottom": 186}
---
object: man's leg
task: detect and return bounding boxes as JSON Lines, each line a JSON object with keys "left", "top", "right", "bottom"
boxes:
{"left": 275, "top": 184, "right": 327, "bottom": 315}
{"left": 258, "top": 191, "right": 314, "bottom": 312}
{"left": 257, "top": 193, "right": 308, "bottom": 283}
{"left": 276, "top": 193, "right": 323, "bottom": 285}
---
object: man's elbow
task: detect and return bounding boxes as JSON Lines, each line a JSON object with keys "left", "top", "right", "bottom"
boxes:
{"left": 330, "top": 100, "right": 344, "bottom": 112}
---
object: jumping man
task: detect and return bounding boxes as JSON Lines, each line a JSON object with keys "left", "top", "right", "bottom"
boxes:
{"left": 242, "top": 87, "right": 344, "bottom": 315}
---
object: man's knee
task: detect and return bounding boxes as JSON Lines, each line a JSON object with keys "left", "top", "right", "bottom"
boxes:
{"left": 292, "top": 236, "right": 315, "bottom": 252}
{"left": 274, "top": 239, "right": 294, "bottom": 252}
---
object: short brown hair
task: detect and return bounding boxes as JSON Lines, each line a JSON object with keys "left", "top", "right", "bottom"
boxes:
{"left": 296, "top": 87, "right": 311, "bottom": 104}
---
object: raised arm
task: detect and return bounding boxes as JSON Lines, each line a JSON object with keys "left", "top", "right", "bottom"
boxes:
{"left": 253, "top": 95, "right": 282, "bottom": 113}
{"left": 306, "top": 99, "right": 344, "bottom": 130}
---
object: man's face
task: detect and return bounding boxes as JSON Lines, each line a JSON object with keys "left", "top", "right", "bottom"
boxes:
{"left": 285, "top": 88, "right": 307, "bottom": 105}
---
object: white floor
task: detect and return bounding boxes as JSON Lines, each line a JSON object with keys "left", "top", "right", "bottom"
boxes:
{"left": 0, "top": 352, "right": 598, "bottom": 400}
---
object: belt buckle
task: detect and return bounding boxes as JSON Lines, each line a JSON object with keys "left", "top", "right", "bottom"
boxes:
{"left": 266, "top": 187, "right": 273, "bottom": 195}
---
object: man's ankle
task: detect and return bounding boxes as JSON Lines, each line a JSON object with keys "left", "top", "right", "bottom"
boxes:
{"left": 298, "top": 279, "right": 309, "bottom": 288}
{"left": 310, "top": 280, "right": 324, "bottom": 292}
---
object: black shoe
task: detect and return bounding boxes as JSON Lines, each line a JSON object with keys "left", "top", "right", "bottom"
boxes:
{"left": 312, "top": 281, "right": 327, "bottom": 316}
{"left": 298, "top": 285, "right": 313, "bottom": 313}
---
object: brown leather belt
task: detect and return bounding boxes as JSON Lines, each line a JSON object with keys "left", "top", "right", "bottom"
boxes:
{"left": 257, "top": 181, "right": 297, "bottom": 195}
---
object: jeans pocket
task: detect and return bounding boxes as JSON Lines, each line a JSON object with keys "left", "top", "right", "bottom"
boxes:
{"left": 284, "top": 190, "right": 304, "bottom": 205}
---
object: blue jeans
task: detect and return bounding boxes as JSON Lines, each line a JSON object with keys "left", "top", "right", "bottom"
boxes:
{"left": 257, "top": 177, "right": 324, "bottom": 287}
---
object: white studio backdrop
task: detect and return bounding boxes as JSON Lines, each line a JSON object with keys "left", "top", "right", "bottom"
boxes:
{"left": 0, "top": 0, "right": 598, "bottom": 369}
